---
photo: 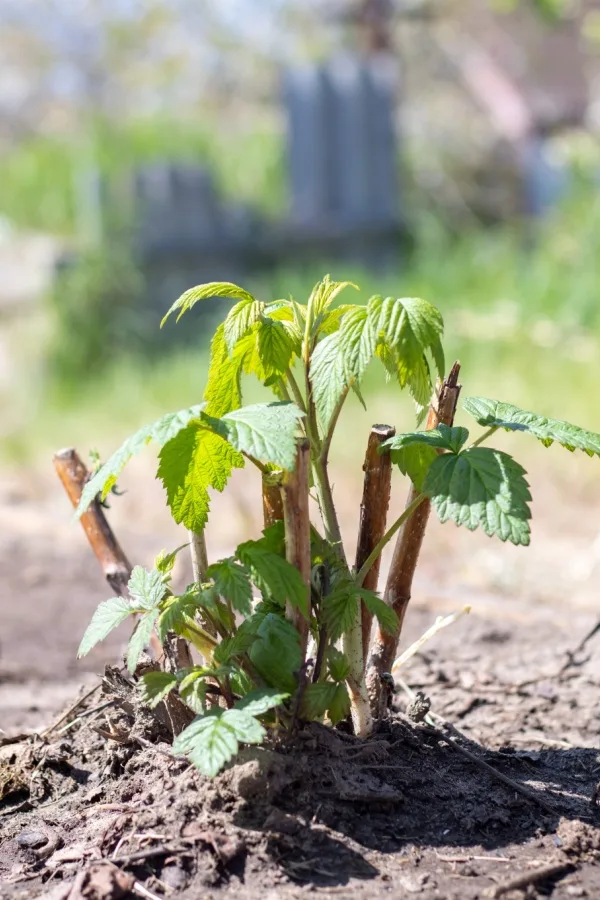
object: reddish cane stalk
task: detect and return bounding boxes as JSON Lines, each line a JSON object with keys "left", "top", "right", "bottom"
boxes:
{"left": 366, "top": 362, "right": 462, "bottom": 715}
{"left": 262, "top": 472, "right": 284, "bottom": 529}
{"left": 53, "top": 447, "right": 165, "bottom": 662}
{"left": 354, "top": 425, "right": 395, "bottom": 663}
{"left": 282, "top": 439, "right": 311, "bottom": 659}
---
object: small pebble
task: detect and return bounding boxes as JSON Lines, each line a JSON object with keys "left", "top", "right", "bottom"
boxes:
{"left": 17, "top": 829, "right": 48, "bottom": 850}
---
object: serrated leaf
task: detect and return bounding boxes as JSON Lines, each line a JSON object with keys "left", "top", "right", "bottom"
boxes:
{"left": 328, "top": 683, "right": 351, "bottom": 725}
{"left": 173, "top": 709, "right": 239, "bottom": 776}
{"left": 299, "top": 682, "right": 338, "bottom": 720}
{"left": 361, "top": 591, "right": 398, "bottom": 636}
{"left": 322, "top": 586, "right": 359, "bottom": 643}
{"left": 235, "top": 688, "right": 289, "bottom": 717}
{"left": 310, "top": 331, "right": 347, "bottom": 431}
{"left": 77, "top": 596, "right": 132, "bottom": 658}
{"left": 463, "top": 397, "right": 600, "bottom": 458}
{"left": 203, "top": 402, "right": 304, "bottom": 471}
{"left": 248, "top": 613, "right": 302, "bottom": 693}
{"left": 76, "top": 405, "right": 205, "bottom": 516}
{"left": 140, "top": 671, "right": 177, "bottom": 708}
{"left": 154, "top": 543, "right": 188, "bottom": 576}
{"left": 157, "top": 593, "right": 199, "bottom": 643}
{"left": 258, "top": 520, "right": 286, "bottom": 556}
{"left": 212, "top": 629, "right": 258, "bottom": 665}
{"left": 126, "top": 609, "right": 159, "bottom": 674}
{"left": 206, "top": 558, "right": 253, "bottom": 616}
{"left": 257, "top": 318, "right": 296, "bottom": 376}
{"left": 389, "top": 443, "right": 438, "bottom": 491}
{"left": 128, "top": 566, "right": 167, "bottom": 611}
{"left": 382, "top": 424, "right": 469, "bottom": 456}
{"left": 161, "top": 282, "right": 255, "bottom": 327}
{"left": 319, "top": 304, "right": 358, "bottom": 336}
{"left": 338, "top": 305, "right": 376, "bottom": 384}
{"left": 158, "top": 425, "right": 244, "bottom": 532}
{"left": 265, "top": 303, "right": 305, "bottom": 351}
{"left": 368, "top": 295, "right": 444, "bottom": 405}
{"left": 309, "top": 275, "right": 358, "bottom": 322}
{"left": 204, "top": 324, "right": 243, "bottom": 417}
{"left": 237, "top": 541, "right": 308, "bottom": 618}
{"left": 224, "top": 298, "right": 264, "bottom": 351}
{"left": 327, "top": 648, "right": 351, "bottom": 682}
{"left": 222, "top": 709, "right": 265, "bottom": 744}
{"left": 179, "top": 670, "right": 208, "bottom": 714}
{"left": 423, "top": 447, "right": 532, "bottom": 546}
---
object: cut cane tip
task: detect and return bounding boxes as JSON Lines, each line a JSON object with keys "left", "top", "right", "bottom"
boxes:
{"left": 446, "top": 361, "right": 461, "bottom": 386}
{"left": 54, "top": 447, "right": 77, "bottom": 460}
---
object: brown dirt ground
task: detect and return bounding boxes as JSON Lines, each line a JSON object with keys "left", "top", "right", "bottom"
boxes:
{"left": 2, "top": 454, "right": 600, "bottom": 899}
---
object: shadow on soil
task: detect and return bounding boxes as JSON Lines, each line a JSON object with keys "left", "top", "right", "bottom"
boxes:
{"left": 229, "top": 719, "right": 600, "bottom": 887}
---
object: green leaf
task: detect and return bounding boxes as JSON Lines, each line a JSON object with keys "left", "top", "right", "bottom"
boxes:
{"left": 77, "top": 596, "right": 132, "bottom": 658}
{"left": 257, "top": 318, "right": 296, "bottom": 376}
{"left": 237, "top": 541, "right": 308, "bottom": 618}
{"left": 140, "top": 672, "right": 177, "bottom": 708}
{"left": 338, "top": 305, "right": 376, "bottom": 384}
{"left": 248, "top": 613, "right": 302, "bottom": 693}
{"left": 128, "top": 566, "right": 167, "bottom": 611}
{"left": 221, "top": 709, "right": 265, "bottom": 744}
{"left": 179, "top": 670, "right": 208, "bottom": 714}
{"left": 161, "top": 281, "right": 255, "bottom": 327}
{"left": 265, "top": 301, "right": 304, "bottom": 348}
{"left": 319, "top": 304, "right": 358, "bottom": 336}
{"left": 158, "top": 425, "right": 244, "bottom": 532}
{"left": 258, "top": 520, "right": 286, "bottom": 556}
{"left": 76, "top": 405, "right": 205, "bottom": 516}
{"left": 463, "top": 397, "right": 600, "bottom": 457}
{"left": 204, "top": 324, "right": 243, "bottom": 417}
{"left": 173, "top": 708, "right": 239, "bottom": 776}
{"left": 173, "top": 704, "right": 267, "bottom": 776}
{"left": 310, "top": 331, "right": 347, "bottom": 431}
{"left": 423, "top": 447, "right": 532, "bottom": 546}
{"left": 309, "top": 275, "right": 358, "bottom": 322}
{"left": 203, "top": 402, "right": 303, "bottom": 471}
{"left": 322, "top": 586, "right": 359, "bottom": 643}
{"left": 154, "top": 543, "right": 188, "bottom": 576}
{"left": 235, "top": 688, "right": 289, "bottom": 717}
{"left": 368, "top": 295, "right": 444, "bottom": 405}
{"left": 328, "top": 683, "right": 351, "bottom": 725}
{"left": 206, "top": 558, "right": 253, "bottom": 616}
{"left": 389, "top": 442, "right": 438, "bottom": 491}
{"left": 157, "top": 593, "right": 199, "bottom": 643}
{"left": 361, "top": 591, "right": 398, "bottom": 636}
{"left": 327, "top": 648, "right": 351, "bottom": 683}
{"left": 224, "top": 298, "right": 264, "bottom": 351}
{"left": 382, "top": 424, "right": 469, "bottom": 456}
{"left": 299, "top": 682, "right": 338, "bottom": 720}
{"left": 212, "top": 629, "right": 258, "bottom": 665}
{"left": 126, "top": 610, "right": 159, "bottom": 674}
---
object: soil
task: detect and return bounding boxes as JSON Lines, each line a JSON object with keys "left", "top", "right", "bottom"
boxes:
{"left": 2, "top": 458, "right": 600, "bottom": 899}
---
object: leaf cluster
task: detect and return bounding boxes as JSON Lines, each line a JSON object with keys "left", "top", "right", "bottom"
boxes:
{"left": 76, "top": 273, "right": 600, "bottom": 779}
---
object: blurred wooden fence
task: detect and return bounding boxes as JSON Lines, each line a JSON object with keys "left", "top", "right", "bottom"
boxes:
{"left": 59, "top": 57, "right": 405, "bottom": 322}
{"left": 57, "top": 54, "right": 571, "bottom": 329}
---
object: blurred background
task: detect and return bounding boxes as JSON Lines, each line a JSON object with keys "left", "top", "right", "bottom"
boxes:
{"left": 1, "top": 0, "right": 600, "bottom": 461}
{"left": 3, "top": 0, "right": 600, "bottom": 724}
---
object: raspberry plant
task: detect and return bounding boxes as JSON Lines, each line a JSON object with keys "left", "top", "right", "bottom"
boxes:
{"left": 76, "top": 276, "right": 600, "bottom": 776}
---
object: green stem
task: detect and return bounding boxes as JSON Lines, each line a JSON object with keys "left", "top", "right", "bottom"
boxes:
{"left": 313, "top": 457, "right": 347, "bottom": 566}
{"left": 469, "top": 426, "right": 499, "bottom": 449}
{"left": 319, "top": 385, "right": 350, "bottom": 467}
{"left": 286, "top": 369, "right": 307, "bottom": 414}
{"left": 355, "top": 493, "right": 427, "bottom": 588}
{"left": 242, "top": 451, "right": 268, "bottom": 474}
{"left": 277, "top": 378, "right": 293, "bottom": 404}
